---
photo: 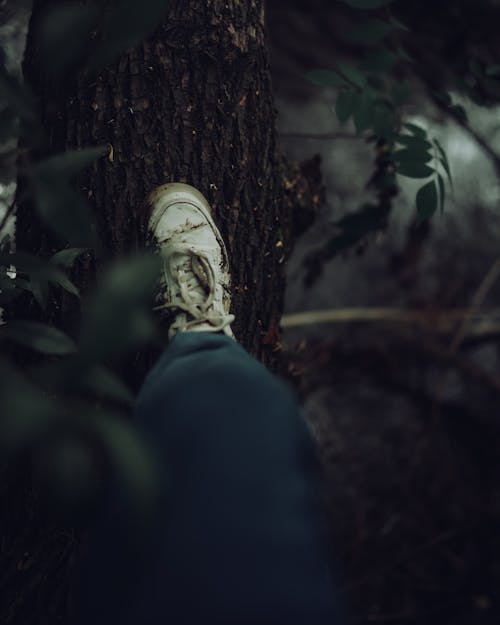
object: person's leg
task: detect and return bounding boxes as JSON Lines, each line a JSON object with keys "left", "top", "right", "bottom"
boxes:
{"left": 77, "top": 331, "right": 340, "bottom": 625}
{"left": 76, "top": 183, "right": 342, "bottom": 624}
{"left": 139, "top": 331, "right": 339, "bottom": 624}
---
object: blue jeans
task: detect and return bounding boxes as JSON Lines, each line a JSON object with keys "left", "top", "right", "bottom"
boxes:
{"left": 76, "top": 332, "right": 341, "bottom": 624}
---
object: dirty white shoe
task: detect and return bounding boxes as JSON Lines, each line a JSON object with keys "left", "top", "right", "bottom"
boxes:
{"left": 146, "top": 182, "right": 235, "bottom": 339}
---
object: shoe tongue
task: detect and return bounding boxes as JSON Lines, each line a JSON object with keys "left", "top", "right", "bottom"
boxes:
{"left": 178, "top": 253, "right": 210, "bottom": 301}
{"left": 191, "top": 255, "right": 210, "bottom": 291}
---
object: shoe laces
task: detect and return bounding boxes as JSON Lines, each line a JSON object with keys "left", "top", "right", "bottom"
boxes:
{"left": 153, "top": 244, "right": 234, "bottom": 333}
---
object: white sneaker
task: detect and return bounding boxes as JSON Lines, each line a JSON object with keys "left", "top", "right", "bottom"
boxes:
{"left": 146, "top": 182, "right": 235, "bottom": 339}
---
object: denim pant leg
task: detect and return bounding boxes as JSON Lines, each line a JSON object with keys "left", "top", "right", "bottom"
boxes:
{"left": 77, "top": 332, "right": 341, "bottom": 625}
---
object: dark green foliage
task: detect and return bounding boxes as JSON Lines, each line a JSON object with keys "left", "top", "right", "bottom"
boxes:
{"left": 0, "top": 251, "right": 81, "bottom": 307}
{"left": 353, "top": 91, "right": 374, "bottom": 132}
{"left": 0, "top": 360, "right": 60, "bottom": 454}
{"left": 78, "top": 255, "right": 160, "bottom": 362}
{"left": 31, "top": 147, "right": 108, "bottom": 246}
{"left": 395, "top": 136, "right": 432, "bottom": 150}
{"left": 392, "top": 149, "right": 433, "bottom": 164}
{"left": 306, "top": 69, "right": 348, "bottom": 88}
{"left": 415, "top": 179, "right": 438, "bottom": 221}
{"left": 88, "top": 0, "right": 172, "bottom": 68}
{"left": 345, "top": 18, "right": 394, "bottom": 44}
{"left": 361, "top": 49, "right": 399, "bottom": 72}
{"left": 300, "top": 0, "right": 495, "bottom": 270}
{"left": 371, "top": 103, "right": 393, "bottom": 139}
{"left": 0, "top": 0, "right": 172, "bottom": 510}
{"left": 336, "top": 90, "right": 358, "bottom": 122}
{"left": 437, "top": 173, "right": 445, "bottom": 214}
{"left": 337, "top": 61, "right": 367, "bottom": 88}
{"left": 36, "top": 0, "right": 172, "bottom": 74}
{"left": 37, "top": 3, "right": 101, "bottom": 75}
{"left": 395, "top": 162, "right": 434, "bottom": 178}
{"left": 390, "top": 80, "right": 411, "bottom": 106}
{"left": 0, "top": 321, "right": 77, "bottom": 355}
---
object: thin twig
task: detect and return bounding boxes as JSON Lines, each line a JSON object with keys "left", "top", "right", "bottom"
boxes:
{"left": 281, "top": 306, "right": 500, "bottom": 332}
{"left": 419, "top": 337, "right": 500, "bottom": 392}
{"left": 449, "top": 258, "right": 500, "bottom": 353}
{"left": 431, "top": 257, "right": 500, "bottom": 419}
{"left": 278, "top": 131, "right": 358, "bottom": 141}
{"left": 421, "top": 75, "right": 500, "bottom": 178}
{"left": 447, "top": 105, "right": 500, "bottom": 178}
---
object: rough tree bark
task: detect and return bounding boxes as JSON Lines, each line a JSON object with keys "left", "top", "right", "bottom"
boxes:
{"left": 2, "top": 2, "right": 303, "bottom": 624}
{"left": 17, "top": 0, "right": 290, "bottom": 366}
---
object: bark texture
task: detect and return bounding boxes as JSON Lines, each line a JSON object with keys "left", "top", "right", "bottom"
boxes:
{"left": 3, "top": 2, "right": 293, "bottom": 624}
{"left": 17, "top": 0, "right": 289, "bottom": 364}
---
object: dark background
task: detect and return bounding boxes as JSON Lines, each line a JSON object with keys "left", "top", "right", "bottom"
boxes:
{"left": 2, "top": 1, "right": 500, "bottom": 623}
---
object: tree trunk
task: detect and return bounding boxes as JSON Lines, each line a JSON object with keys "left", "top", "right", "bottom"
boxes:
{"left": 4, "top": 2, "right": 294, "bottom": 624}
{"left": 17, "top": 0, "right": 289, "bottom": 366}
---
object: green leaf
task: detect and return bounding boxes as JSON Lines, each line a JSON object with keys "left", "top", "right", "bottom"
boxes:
{"left": 339, "top": 0, "right": 396, "bottom": 8}
{"left": 416, "top": 180, "right": 438, "bottom": 221}
{"left": 31, "top": 179, "right": 95, "bottom": 247}
{"left": 433, "top": 138, "right": 453, "bottom": 187}
{"left": 396, "top": 162, "right": 435, "bottom": 179}
{"left": 437, "top": 173, "right": 445, "bottom": 214}
{"left": 53, "top": 272, "right": 80, "bottom": 298}
{"left": 88, "top": 0, "right": 172, "bottom": 68}
{"left": 79, "top": 255, "right": 161, "bottom": 361}
{"left": 392, "top": 148, "right": 433, "bottom": 163}
{"left": 353, "top": 91, "right": 373, "bottom": 133}
{"left": 361, "top": 49, "right": 399, "bottom": 72}
{"left": 0, "top": 360, "right": 59, "bottom": 453}
{"left": 388, "top": 14, "right": 410, "bottom": 31}
{"left": 90, "top": 413, "right": 159, "bottom": 508}
{"left": 391, "top": 79, "right": 411, "bottom": 106}
{"left": 396, "top": 47, "right": 413, "bottom": 63}
{"left": 34, "top": 147, "right": 108, "bottom": 181}
{"left": 337, "top": 61, "right": 367, "bottom": 88}
{"left": 26, "top": 279, "right": 49, "bottom": 309}
{"left": 402, "top": 122, "right": 427, "bottom": 138}
{"left": 396, "top": 135, "right": 432, "bottom": 150}
{"left": 335, "top": 90, "right": 357, "bottom": 123}
{"left": 0, "top": 321, "right": 77, "bottom": 355}
{"left": 80, "top": 365, "right": 134, "bottom": 405}
{"left": 433, "top": 91, "right": 452, "bottom": 106}
{"left": 450, "top": 104, "right": 468, "bottom": 123}
{"left": 366, "top": 75, "right": 386, "bottom": 91}
{"left": 31, "top": 147, "right": 107, "bottom": 246}
{"left": 345, "top": 18, "right": 393, "bottom": 44}
{"left": 50, "top": 247, "right": 88, "bottom": 268}
{"left": 371, "top": 104, "right": 394, "bottom": 139}
{"left": 305, "top": 69, "right": 347, "bottom": 88}
{"left": 37, "top": 3, "right": 100, "bottom": 75}
{"left": 0, "top": 252, "right": 80, "bottom": 298}
{"left": 1, "top": 251, "right": 78, "bottom": 293}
